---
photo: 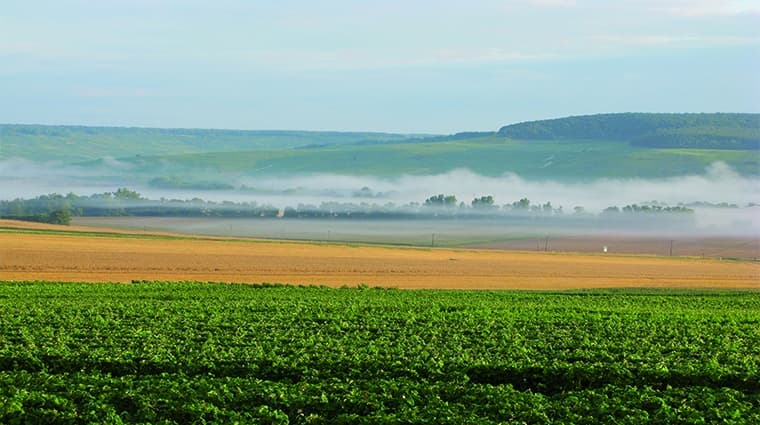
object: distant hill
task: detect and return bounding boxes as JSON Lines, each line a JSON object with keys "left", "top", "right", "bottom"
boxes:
{"left": 119, "top": 136, "right": 759, "bottom": 179}
{"left": 0, "top": 124, "right": 425, "bottom": 162}
{"left": 498, "top": 113, "right": 760, "bottom": 150}
{"left": 2, "top": 114, "right": 759, "bottom": 180}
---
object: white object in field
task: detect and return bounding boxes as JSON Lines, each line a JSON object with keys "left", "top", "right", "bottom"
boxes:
{"left": 603, "top": 246, "right": 608, "bottom": 253}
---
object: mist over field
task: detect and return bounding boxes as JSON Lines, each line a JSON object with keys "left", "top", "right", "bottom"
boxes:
{"left": 231, "top": 162, "right": 759, "bottom": 210}
{"left": 3, "top": 156, "right": 759, "bottom": 245}
{"left": 2, "top": 158, "right": 758, "bottom": 210}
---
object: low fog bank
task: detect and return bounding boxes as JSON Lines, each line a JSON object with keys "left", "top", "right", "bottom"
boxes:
{"left": 2, "top": 158, "right": 758, "bottom": 236}
{"left": 0, "top": 157, "right": 141, "bottom": 198}
{"left": 3, "top": 159, "right": 756, "bottom": 209}
{"left": 231, "top": 162, "right": 759, "bottom": 212}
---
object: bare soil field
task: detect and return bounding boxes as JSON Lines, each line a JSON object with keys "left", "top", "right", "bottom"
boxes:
{"left": 2, "top": 220, "right": 758, "bottom": 289}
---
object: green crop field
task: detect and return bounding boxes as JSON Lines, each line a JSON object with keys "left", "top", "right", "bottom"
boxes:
{"left": 1, "top": 282, "right": 758, "bottom": 424}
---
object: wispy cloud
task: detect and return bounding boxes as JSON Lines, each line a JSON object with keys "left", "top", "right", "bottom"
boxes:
{"left": 211, "top": 47, "right": 561, "bottom": 71}
{"left": 591, "top": 34, "right": 760, "bottom": 48}
{"left": 527, "top": 0, "right": 577, "bottom": 7}
{"left": 424, "top": 48, "right": 560, "bottom": 65}
{"left": 76, "top": 88, "right": 155, "bottom": 99}
{"left": 0, "top": 41, "right": 79, "bottom": 59}
{"left": 637, "top": 0, "right": 760, "bottom": 17}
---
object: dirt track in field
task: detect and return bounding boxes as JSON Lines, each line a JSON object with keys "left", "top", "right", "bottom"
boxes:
{"left": 1, "top": 221, "right": 758, "bottom": 289}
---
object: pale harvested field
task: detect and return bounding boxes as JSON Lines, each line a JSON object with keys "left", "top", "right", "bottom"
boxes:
{"left": 471, "top": 235, "right": 760, "bottom": 259}
{"left": 1, "top": 223, "right": 758, "bottom": 289}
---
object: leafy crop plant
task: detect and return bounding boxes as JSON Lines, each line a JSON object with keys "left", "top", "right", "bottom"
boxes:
{"left": 0, "top": 282, "right": 758, "bottom": 423}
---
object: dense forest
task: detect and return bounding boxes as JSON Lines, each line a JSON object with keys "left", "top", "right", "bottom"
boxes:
{"left": 498, "top": 113, "right": 760, "bottom": 149}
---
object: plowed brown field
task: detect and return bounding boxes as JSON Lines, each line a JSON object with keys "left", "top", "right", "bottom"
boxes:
{"left": 1, "top": 221, "right": 758, "bottom": 289}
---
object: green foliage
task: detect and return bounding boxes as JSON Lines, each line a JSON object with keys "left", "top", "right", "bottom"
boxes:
{"left": 471, "top": 195, "right": 495, "bottom": 209}
{"left": 0, "top": 191, "right": 702, "bottom": 224}
{"left": 47, "top": 209, "right": 71, "bottom": 225}
{"left": 632, "top": 127, "right": 760, "bottom": 149}
{"left": 424, "top": 194, "right": 458, "bottom": 207}
{"left": 113, "top": 188, "right": 143, "bottom": 200}
{"left": 512, "top": 197, "right": 531, "bottom": 210}
{"left": 498, "top": 113, "right": 760, "bottom": 150}
{"left": 0, "top": 191, "right": 75, "bottom": 225}
{"left": 620, "top": 204, "right": 694, "bottom": 214}
{"left": 0, "top": 282, "right": 758, "bottom": 424}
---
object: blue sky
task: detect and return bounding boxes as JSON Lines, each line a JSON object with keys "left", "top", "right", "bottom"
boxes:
{"left": 2, "top": 0, "right": 759, "bottom": 133}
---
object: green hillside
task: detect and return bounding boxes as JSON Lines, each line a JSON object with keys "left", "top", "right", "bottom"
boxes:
{"left": 498, "top": 113, "right": 760, "bottom": 150}
{"left": 121, "top": 136, "right": 759, "bottom": 179}
{"left": 0, "top": 124, "right": 421, "bottom": 162}
{"left": 3, "top": 114, "right": 759, "bottom": 180}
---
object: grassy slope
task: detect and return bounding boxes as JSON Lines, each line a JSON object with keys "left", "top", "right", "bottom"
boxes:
{"left": 0, "top": 125, "right": 420, "bottom": 162}
{"left": 125, "top": 135, "right": 760, "bottom": 179}
{"left": 3, "top": 118, "right": 759, "bottom": 180}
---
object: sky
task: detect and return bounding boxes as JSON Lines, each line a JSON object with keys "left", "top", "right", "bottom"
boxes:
{"left": 1, "top": 0, "right": 759, "bottom": 133}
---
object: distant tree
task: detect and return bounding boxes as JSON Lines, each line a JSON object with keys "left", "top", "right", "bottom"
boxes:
{"left": 512, "top": 198, "right": 530, "bottom": 210}
{"left": 48, "top": 209, "right": 71, "bottom": 225}
{"left": 471, "top": 195, "right": 495, "bottom": 209}
{"left": 114, "top": 188, "right": 143, "bottom": 200}
{"left": 424, "top": 194, "right": 457, "bottom": 208}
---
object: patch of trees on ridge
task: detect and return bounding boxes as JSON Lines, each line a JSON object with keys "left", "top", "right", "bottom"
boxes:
{"left": 497, "top": 113, "right": 760, "bottom": 150}
{"left": 1, "top": 189, "right": 703, "bottom": 226}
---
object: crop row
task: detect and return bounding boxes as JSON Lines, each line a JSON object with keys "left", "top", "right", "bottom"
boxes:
{"left": 0, "top": 282, "right": 758, "bottom": 423}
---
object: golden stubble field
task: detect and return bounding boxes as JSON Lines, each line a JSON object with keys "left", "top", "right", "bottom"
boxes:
{"left": 1, "top": 220, "right": 758, "bottom": 289}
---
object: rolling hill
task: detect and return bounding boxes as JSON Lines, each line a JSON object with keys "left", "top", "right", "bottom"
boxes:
{"left": 2, "top": 113, "right": 759, "bottom": 181}
{"left": 118, "top": 136, "right": 758, "bottom": 179}
{"left": 0, "top": 125, "right": 423, "bottom": 163}
{"left": 498, "top": 113, "right": 760, "bottom": 150}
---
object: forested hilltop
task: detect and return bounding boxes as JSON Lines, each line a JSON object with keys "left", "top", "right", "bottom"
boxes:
{"left": 498, "top": 113, "right": 760, "bottom": 149}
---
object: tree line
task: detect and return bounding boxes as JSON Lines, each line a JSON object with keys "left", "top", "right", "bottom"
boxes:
{"left": 0, "top": 189, "right": 704, "bottom": 226}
